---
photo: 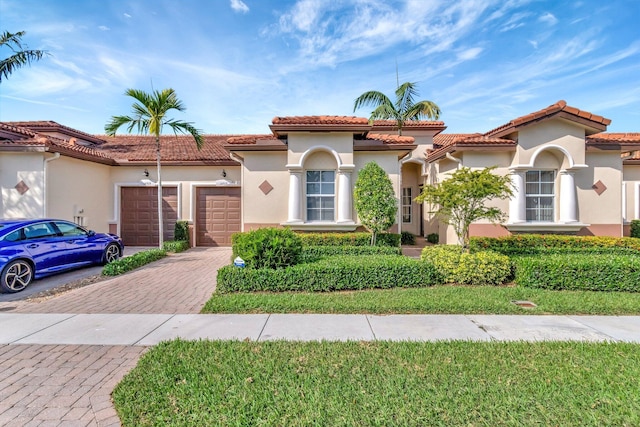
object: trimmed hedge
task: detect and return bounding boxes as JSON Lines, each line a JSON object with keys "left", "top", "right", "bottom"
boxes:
{"left": 174, "top": 221, "right": 190, "bottom": 243}
{"left": 426, "top": 233, "right": 439, "bottom": 244}
{"left": 631, "top": 220, "right": 640, "bottom": 238}
{"left": 514, "top": 254, "right": 640, "bottom": 292}
{"left": 297, "top": 232, "right": 401, "bottom": 247}
{"left": 421, "top": 245, "right": 512, "bottom": 286}
{"left": 216, "top": 255, "right": 441, "bottom": 293}
{"left": 232, "top": 228, "right": 303, "bottom": 269}
{"left": 401, "top": 231, "right": 416, "bottom": 245}
{"left": 470, "top": 234, "right": 640, "bottom": 255}
{"left": 300, "top": 245, "right": 402, "bottom": 263}
{"left": 162, "top": 240, "right": 190, "bottom": 253}
{"left": 102, "top": 249, "right": 167, "bottom": 276}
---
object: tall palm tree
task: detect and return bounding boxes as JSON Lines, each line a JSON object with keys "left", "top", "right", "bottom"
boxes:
{"left": 353, "top": 82, "right": 441, "bottom": 135}
{"left": 105, "top": 88, "right": 203, "bottom": 248}
{"left": 0, "top": 30, "right": 49, "bottom": 83}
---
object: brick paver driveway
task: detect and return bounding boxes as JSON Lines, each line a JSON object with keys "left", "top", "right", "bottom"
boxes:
{"left": 0, "top": 247, "right": 231, "bottom": 426}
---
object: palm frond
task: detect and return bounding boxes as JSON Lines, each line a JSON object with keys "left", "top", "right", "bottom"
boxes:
{"left": 395, "top": 82, "right": 419, "bottom": 113}
{"left": 353, "top": 90, "right": 393, "bottom": 112}
{"left": 166, "top": 119, "right": 204, "bottom": 150}
{"left": 105, "top": 115, "right": 135, "bottom": 135}
{"left": 368, "top": 104, "right": 399, "bottom": 121}
{"left": 0, "top": 31, "right": 49, "bottom": 83}
{"left": 405, "top": 100, "right": 441, "bottom": 121}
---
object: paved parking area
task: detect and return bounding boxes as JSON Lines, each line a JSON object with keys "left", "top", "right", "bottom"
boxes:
{"left": 0, "top": 247, "right": 231, "bottom": 426}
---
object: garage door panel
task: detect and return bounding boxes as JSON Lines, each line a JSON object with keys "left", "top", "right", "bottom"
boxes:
{"left": 196, "top": 187, "right": 241, "bottom": 247}
{"left": 121, "top": 187, "right": 178, "bottom": 246}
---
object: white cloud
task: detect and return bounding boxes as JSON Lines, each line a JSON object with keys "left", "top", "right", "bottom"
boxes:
{"left": 98, "top": 25, "right": 110, "bottom": 31}
{"left": 539, "top": 12, "right": 558, "bottom": 25}
{"left": 457, "top": 47, "right": 483, "bottom": 61}
{"left": 230, "top": 0, "right": 249, "bottom": 13}
{"left": 123, "top": 13, "right": 132, "bottom": 18}
{"left": 529, "top": 40, "right": 538, "bottom": 49}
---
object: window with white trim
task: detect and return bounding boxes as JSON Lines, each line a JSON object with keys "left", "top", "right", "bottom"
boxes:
{"left": 306, "top": 171, "right": 335, "bottom": 221}
{"left": 525, "top": 170, "right": 555, "bottom": 221}
{"left": 402, "top": 187, "right": 412, "bottom": 223}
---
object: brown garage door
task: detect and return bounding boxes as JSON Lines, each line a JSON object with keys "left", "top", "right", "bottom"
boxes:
{"left": 121, "top": 187, "right": 178, "bottom": 246}
{"left": 196, "top": 187, "right": 241, "bottom": 246}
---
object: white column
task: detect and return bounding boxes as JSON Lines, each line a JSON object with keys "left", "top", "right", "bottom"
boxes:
{"left": 509, "top": 171, "right": 526, "bottom": 223}
{"left": 337, "top": 170, "right": 353, "bottom": 223}
{"left": 559, "top": 170, "right": 577, "bottom": 223}
{"left": 287, "top": 170, "right": 302, "bottom": 223}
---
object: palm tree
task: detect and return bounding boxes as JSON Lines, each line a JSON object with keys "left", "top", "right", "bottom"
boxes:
{"left": 105, "top": 88, "right": 203, "bottom": 248}
{"left": 0, "top": 30, "right": 49, "bottom": 83}
{"left": 353, "top": 82, "right": 441, "bottom": 135}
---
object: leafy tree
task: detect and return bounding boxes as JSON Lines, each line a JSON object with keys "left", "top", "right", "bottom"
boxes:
{"left": 353, "top": 81, "right": 440, "bottom": 135}
{"left": 105, "top": 88, "right": 203, "bottom": 248}
{"left": 416, "top": 167, "right": 513, "bottom": 252}
{"left": 0, "top": 30, "right": 49, "bottom": 83}
{"left": 354, "top": 162, "right": 397, "bottom": 245}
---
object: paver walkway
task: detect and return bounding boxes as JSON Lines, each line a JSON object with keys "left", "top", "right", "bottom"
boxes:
{"left": 0, "top": 247, "right": 231, "bottom": 426}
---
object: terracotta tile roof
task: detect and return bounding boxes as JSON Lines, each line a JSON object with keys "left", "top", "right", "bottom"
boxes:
{"left": 427, "top": 133, "right": 515, "bottom": 161}
{"left": 96, "top": 134, "right": 236, "bottom": 164}
{"left": 226, "top": 134, "right": 279, "bottom": 145}
{"left": 272, "top": 116, "right": 369, "bottom": 125}
{"left": 0, "top": 122, "right": 38, "bottom": 138}
{"left": 587, "top": 133, "right": 640, "bottom": 144}
{"left": 5, "top": 121, "right": 107, "bottom": 144}
{"left": 365, "top": 133, "right": 415, "bottom": 144}
{"left": 371, "top": 120, "right": 446, "bottom": 132}
{"left": 486, "top": 100, "right": 611, "bottom": 137}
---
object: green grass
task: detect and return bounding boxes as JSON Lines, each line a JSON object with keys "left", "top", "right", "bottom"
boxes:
{"left": 202, "top": 285, "right": 640, "bottom": 315}
{"left": 113, "top": 340, "right": 640, "bottom": 426}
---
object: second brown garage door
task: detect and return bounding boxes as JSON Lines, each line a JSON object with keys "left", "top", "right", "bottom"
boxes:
{"left": 121, "top": 187, "right": 178, "bottom": 246}
{"left": 196, "top": 187, "right": 241, "bottom": 246}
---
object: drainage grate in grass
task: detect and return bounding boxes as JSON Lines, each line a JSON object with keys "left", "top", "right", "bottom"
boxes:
{"left": 511, "top": 300, "right": 537, "bottom": 308}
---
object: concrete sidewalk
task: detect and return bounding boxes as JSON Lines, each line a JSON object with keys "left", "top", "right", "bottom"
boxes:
{"left": 1, "top": 313, "right": 639, "bottom": 344}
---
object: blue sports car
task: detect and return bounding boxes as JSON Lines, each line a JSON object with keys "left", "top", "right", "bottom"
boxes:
{"left": 0, "top": 219, "right": 124, "bottom": 293}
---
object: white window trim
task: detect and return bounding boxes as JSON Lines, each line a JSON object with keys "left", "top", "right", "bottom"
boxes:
{"left": 525, "top": 169, "right": 555, "bottom": 222}
{"left": 402, "top": 187, "right": 412, "bottom": 223}
{"left": 305, "top": 170, "right": 336, "bottom": 222}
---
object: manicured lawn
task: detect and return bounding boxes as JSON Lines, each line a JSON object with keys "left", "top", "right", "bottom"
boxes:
{"left": 202, "top": 285, "right": 640, "bottom": 315}
{"left": 113, "top": 340, "right": 640, "bottom": 426}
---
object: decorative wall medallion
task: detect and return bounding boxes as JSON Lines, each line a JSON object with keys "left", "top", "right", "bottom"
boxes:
{"left": 592, "top": 180, "right": 607, "bottom": 196}
{"left": 259, "top": 180, "right": 274, "bottom": 195}
{"left": 15, "top": 180, "right": 29, "bottom": 195}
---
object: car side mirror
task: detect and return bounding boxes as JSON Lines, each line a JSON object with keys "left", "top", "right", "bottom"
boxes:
{"left": 87, "top": 230, "right": 96, "bottom": 237}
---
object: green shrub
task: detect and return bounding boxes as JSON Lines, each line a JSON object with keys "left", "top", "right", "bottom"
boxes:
{"left": 102, "top": 249, "right": 167, "bottom": 276}
{"left": 426, "top": 233, "right": 439, "bottom": 244}
{"left": 631, "top": 220, "right": 640, "bottom": 238}
{"left": 470, "top": 234, "right": 640, "bottom": 255}
{"left": 514, "top": 254, "right": 640, "bottom": 292}
{"left": 421, "top": 245, "right": 511, "bottom": 286}
{"left": 217, "top": 255, "right": 441, "bottom": 292}
{"left": 300, "top": 245, "right": 402, "bottom": 263}
{"left": 297, "top": 232, "right": 400, "bottom": 247}
{"left": 401, "top": 231, "right": 416, "bottom": 245}
{"left": 232, "top": 228, "right": 303, "bottom": 269}
{"left": 162, "top": 240, "right": 189, "bottom": 253}
{"left": 174, "top": 220, "right": 190, "bottom": 243}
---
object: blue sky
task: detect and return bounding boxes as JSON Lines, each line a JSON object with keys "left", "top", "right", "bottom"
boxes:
{"left": 1, "top": 0, "right": 639, "bottom": 135}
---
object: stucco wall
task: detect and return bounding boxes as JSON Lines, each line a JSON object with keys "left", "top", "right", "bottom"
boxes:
{"left": 516, "top": 120, "right": 586, "bottom": 167}
{"left": 287, "top": 133, "right": 354, "bottom": 166}
{"left": 242, "top": 152, "right": 289, "bottom": 226}
{"left": 47, "top": 156, "right": 111, "bottom": 232}
{"left": 623, "top": 165, "right": 640, "bottom": 221}
{"left": 577, "top": 152, "right": 623, "bottom": 226}
{"left": 0, "top": 152, "right": 45, "bottom": 218}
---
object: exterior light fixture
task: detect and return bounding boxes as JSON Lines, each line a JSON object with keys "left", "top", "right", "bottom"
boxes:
{"left": 143, "top": 169, "right": 149, "bottom": 177}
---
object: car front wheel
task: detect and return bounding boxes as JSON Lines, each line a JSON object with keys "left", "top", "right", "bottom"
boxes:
{"left": 1, "top": 260, "right": 33, "bottom": 293}
{"left": 103, "top": 243, "right": 121, "bottom": 264}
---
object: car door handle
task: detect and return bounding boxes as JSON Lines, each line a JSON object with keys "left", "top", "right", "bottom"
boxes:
{"left": 27, "top": 244, "right": 38, "bottom": 249}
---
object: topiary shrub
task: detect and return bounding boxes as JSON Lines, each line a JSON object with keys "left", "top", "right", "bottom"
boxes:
{"left": 631, "top": 220, "right": 640, "bottom": 238}
{"left": 217, "top": 255, "right": 441, "bottom": 292}
{"left": 401, "top": 231, "right": 416, "bottom": 245}
{"left": 162, "top": 240, "right": 189, "bottom": 253}
{"left": 300, "top": 245, "right": 402, "bottom": 263}
{"left": 421, "top": 245, "right": 511, "bottom": 286}
{"left": 102, "top": 249, "right": 167, "bottom": 276}
{"left": 174, "top": 220, "right": 190, "bottom": 243}
{"left": 297, "top": 232, "right": 400, "bottom": 247}
{"left": 470, "top": 234, "right": 640, "bottom": 255}
{"left": 426, "top": 233, "right": 439, "bottom": 244}
{"left": 232, "top": 227, "right": 303, "bottom": 269}
{"left": 514, "top": 254, "right": 640, "bottom": 292}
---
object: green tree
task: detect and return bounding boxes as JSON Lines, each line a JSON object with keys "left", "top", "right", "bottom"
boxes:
{"left": 354, "top": 162, "right": 397, "bottom": 245}
{"left": 0, "top": 30, "right": 49, "bottom": 83}
{"left": 416, "top": 167, "right": 513, "bottom": 252}
{"left": 353, "top": 81, "right": 440, "bottom": 135}
{"left": 105, "top": 88, "right": 203, "bottom": 248}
